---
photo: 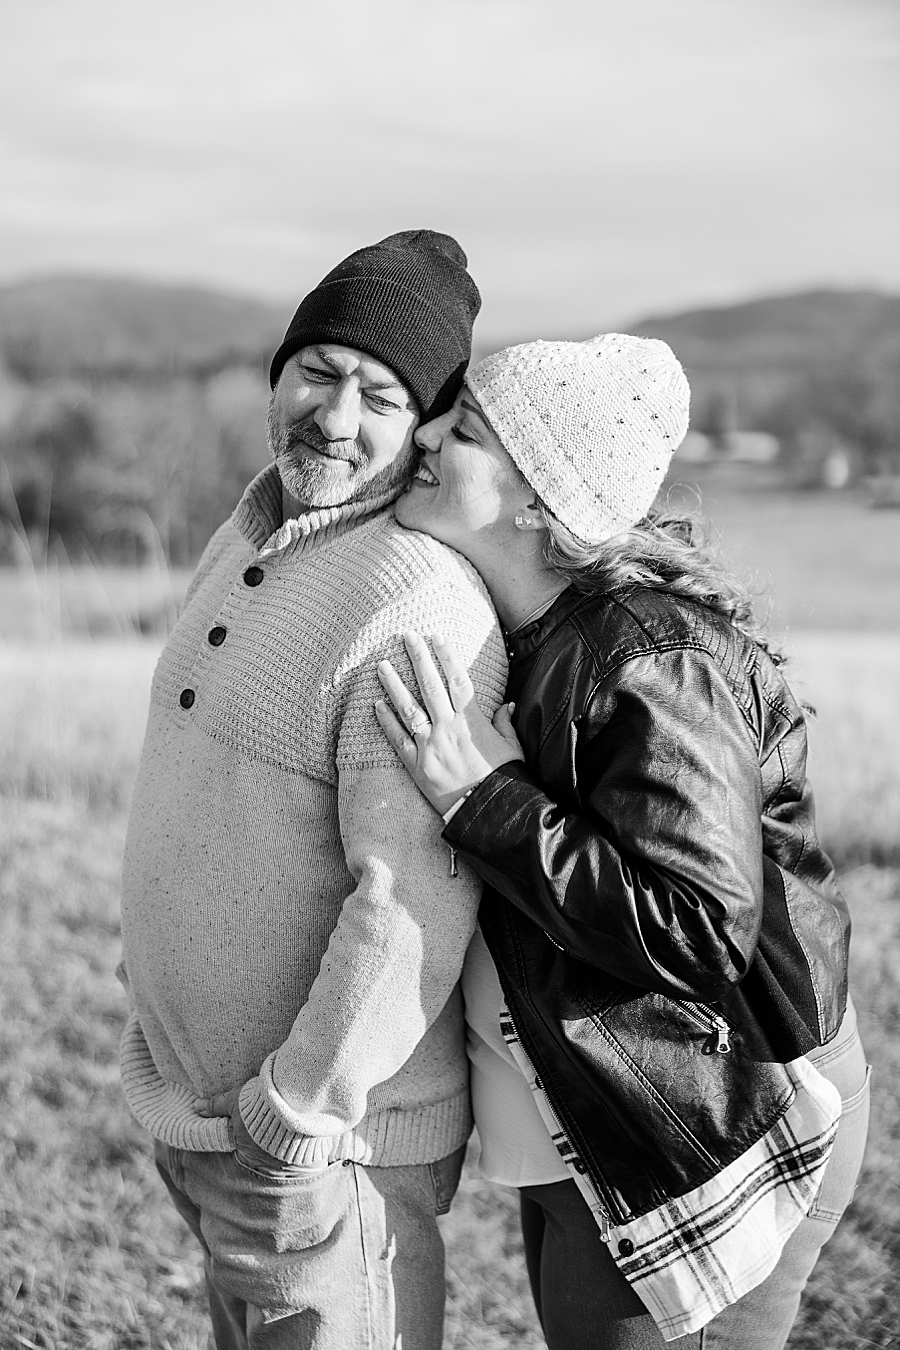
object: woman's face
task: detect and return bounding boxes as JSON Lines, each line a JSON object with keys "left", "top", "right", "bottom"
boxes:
{"left": 395, "top": 387, "right": 531, "bottom": 557}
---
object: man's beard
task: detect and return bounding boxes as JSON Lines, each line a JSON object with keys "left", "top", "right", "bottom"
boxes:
{"left": 267, "top": 405, "right": 417, "bottom": 510}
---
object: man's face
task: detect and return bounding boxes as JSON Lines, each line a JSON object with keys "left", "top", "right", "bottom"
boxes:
{"left": 267, "top": 344, "right": 420, "bottom": 510}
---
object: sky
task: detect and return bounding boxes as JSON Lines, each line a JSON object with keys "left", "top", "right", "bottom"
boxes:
{"left": 1, "top": 0, "right": 899, "bottom": 345}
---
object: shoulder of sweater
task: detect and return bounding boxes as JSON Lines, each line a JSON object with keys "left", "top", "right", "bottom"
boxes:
{"left": 327, "top": 516, "right": 505, "bottom": 694}
{"left": 210, "top": 516, "right": 250, "bottom": 556}
{"left": 339, "top": 509, "right": 497, "bottom": 610}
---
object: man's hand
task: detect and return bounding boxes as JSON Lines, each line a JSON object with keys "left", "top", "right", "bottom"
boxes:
{"left": 195, "top": 1087, "right": 331, "bottom": 1174}
{"left": 196, "top": 1088, "right": 240, "bottom": 1119}
{"left": 375, "top": 630, "right": 524, "bottom": 816}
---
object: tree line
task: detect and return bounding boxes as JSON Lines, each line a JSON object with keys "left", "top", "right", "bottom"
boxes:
{"left": 0, "top": 366, "right": 270, "bottom": 566}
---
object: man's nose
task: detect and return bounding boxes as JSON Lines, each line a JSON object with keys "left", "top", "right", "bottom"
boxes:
{"left": 316, "top": 384, "right": 360, "bottom": 441}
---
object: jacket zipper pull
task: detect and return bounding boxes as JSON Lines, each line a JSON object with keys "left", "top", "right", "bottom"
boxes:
{"left": 596, "top": 1206, "right": 611, "bottom": 1242}
{"left": 448, "top": 846, "right": 458, "bottom": 878}
{"left": 712, "top": 1017, "right": 731, "bottom": 1054}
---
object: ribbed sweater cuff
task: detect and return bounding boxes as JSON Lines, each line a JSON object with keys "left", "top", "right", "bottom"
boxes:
{"left": 238, "top": 1072, "right": 472, "bottom": 1168}
{"left": 120, "top": 1012, "right": 232, "bottom": 1152}
{"left": 120, "top": 1015, "right": 472, "bottom": 1164}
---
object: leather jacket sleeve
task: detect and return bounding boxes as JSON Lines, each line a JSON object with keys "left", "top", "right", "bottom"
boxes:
{"left": 444, "top": 647, "right": 765, "bottom": 1001}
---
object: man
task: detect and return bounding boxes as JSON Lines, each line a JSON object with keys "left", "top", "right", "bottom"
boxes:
{"left": 118, "top": 231, "right": 507, "bottom": 1350}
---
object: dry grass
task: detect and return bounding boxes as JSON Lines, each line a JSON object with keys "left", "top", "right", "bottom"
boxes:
{"left": 0, "top": 563, "right": 191, "bottom": 643}
{"left": 664, "top": 483, "right": 900, "bottom": 634}
{"left": 785, "top": 868, "right": 900, "bottom": 1349}
{"left": 1, "top": 793, "right": 896, "bottom": 1349}
{"left": 787, "top": 633, "right": 900, "bottom": 868}
{"left": 0, "top": 800, "right": 210, "bottom": 1350}
{"left": 0, "top": 640, "right": 158, "bottom": 809}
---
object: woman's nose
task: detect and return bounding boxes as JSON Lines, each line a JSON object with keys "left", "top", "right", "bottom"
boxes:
{"left": 414, "top": 412, "right": 450, "bottom": 453}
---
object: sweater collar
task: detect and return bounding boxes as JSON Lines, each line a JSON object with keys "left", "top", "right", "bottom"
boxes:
{"left": 232, "top": 463, "right": 398, "bottom": 555}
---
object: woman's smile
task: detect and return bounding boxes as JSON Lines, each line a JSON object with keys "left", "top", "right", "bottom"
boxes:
{"left": 410, "top": 459, "right": 440, "bottom": 487}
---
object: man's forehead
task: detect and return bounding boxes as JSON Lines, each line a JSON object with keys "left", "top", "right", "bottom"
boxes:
{"left": 306, "top": 343, "right": 407, "bottom": 392}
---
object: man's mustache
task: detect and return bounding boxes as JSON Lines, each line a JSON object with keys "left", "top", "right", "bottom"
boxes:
{"left": 281, "top": 421, "right": 364, "bottom": 467}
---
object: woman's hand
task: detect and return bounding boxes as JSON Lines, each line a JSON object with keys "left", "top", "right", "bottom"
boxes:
{"left": 376, "top": 630, "right": 524, "bottom": 816}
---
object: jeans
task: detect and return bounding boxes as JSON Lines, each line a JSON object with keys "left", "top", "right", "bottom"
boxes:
{"left": 519, "top": 1008, "right": 869, "bottom": 1350}
{"left": 154, "top": 1128, "right": 465, "bottom": 1350}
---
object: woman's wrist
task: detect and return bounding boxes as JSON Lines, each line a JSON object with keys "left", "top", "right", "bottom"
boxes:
{"left": 441, "top": 784, "right": 480, "bottom": 824}
{"left": 440, "top": 759, "right": 524, "bottom": 822}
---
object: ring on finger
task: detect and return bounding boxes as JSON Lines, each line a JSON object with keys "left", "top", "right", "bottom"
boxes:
{"left": 408, "top": 712, "right": 431, "bottom": 735}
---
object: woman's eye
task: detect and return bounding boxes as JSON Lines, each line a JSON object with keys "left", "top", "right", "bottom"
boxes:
{"left": 454, "top": 425, "right": 476, "bottom": 443}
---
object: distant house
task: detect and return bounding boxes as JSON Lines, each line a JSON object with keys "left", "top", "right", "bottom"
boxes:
{"left": 672, "top": 427, "right": 781, "bottom": 468}
{"left": 793, "top": 426, "right": 860, "bottom": 488}
{"left": 674, "top": 430, "right": 714, "bottom": 462}
{"left": 719, "top": 430, "right": 780, "bottom": 463}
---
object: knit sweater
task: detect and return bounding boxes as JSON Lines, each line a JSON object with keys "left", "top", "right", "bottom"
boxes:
{"left": 119, "top": 465, "right": 507, "bottom": 1167}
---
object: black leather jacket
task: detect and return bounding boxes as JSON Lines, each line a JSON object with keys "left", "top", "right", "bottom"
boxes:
{"left": 444, "top": 586, "right": 850, "bottom": 1225}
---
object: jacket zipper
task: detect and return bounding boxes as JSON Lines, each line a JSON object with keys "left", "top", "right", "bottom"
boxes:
{"left": 678, "top": 1000, "right": 732, "bottom": 1054}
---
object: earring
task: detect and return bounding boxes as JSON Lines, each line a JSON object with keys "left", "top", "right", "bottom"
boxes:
{"left": 514, "top": 514, "right": 532, "bottom": 529}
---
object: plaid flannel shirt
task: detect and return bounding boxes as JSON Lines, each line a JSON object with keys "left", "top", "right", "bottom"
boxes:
{"left": 499, "top": 1008, "right": 841, "bottom": 1342}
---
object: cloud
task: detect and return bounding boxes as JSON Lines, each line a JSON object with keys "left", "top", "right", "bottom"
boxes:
{"left": 1, "top": 0, "right": 898, "bottom": 338}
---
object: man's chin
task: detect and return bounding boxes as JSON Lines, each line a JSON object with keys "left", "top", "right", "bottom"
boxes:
{"left": 276, "top": 458, "right": 355, "bottom": 509}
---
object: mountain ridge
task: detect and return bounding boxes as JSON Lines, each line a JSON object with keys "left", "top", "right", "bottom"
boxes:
{"left": 1, "top": 276, "right": 898, "bottom": 404}
{"left": 0, "top": 275, "right": 289, "bottom": 380}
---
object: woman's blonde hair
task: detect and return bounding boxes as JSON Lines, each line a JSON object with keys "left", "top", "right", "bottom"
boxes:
{"left": 534, "top": 498, "right": 784, "bottom": 664}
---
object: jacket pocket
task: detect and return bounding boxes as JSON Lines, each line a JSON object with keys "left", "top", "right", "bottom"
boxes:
{"left": 567, "top": 988, "right": 797, "bottom": 1200}
{"left": 675, "top": 999, "right": 733, "bottom": 1056}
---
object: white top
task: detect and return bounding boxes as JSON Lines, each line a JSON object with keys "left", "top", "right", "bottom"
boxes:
{"left": 462, "top": 926, "right": 570, "bottom": 1187}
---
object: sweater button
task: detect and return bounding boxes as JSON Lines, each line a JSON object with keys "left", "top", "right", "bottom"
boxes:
{"left": 208, "top": 625, "right": 227, "bottom": 646}
{"left": 243, "top": 565, "right": 264, "bottom": 587}
{"left": 618, "top": 1239, "right": 634, "bottom": 1257}
{"left": 179, "top": 688, "right": 195, "bottom": 709}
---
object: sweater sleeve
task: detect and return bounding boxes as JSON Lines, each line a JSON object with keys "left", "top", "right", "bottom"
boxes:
{"left": 444, "top": 647, "right": 765, "bottom": 1002}
{"left": 238, "top": 570, "right": 507, "bottom": 1164}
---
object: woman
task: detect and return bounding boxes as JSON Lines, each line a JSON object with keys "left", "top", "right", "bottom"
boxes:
{"left": 374, "top": 333, "right": 869, "bottom": 1348}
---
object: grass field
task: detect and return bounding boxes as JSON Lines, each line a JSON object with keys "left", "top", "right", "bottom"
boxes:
{"left": 662, "top": 481, "right": 900, "bottom": 634}
{"left": 0, "top": 484, "right": 898, "bottom": 645}
{"left": 1, "top": 497, "right": 899, "bottom": 1349}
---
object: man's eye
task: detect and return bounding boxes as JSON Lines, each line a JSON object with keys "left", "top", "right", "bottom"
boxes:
{"left": 367, "top": 394, "right": 402, "bottom": 413}
{"left": 301, "top": 365, "right": 334, "bottom": 382}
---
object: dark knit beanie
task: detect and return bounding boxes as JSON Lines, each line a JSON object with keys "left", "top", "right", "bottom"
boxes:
{"left": 269, "top": 229, "right": 481, "bottom": 419}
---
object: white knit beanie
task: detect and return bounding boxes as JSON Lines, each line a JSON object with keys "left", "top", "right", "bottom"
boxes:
{"left": 465, "top": 333, "right": 690, "bottom": 544}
